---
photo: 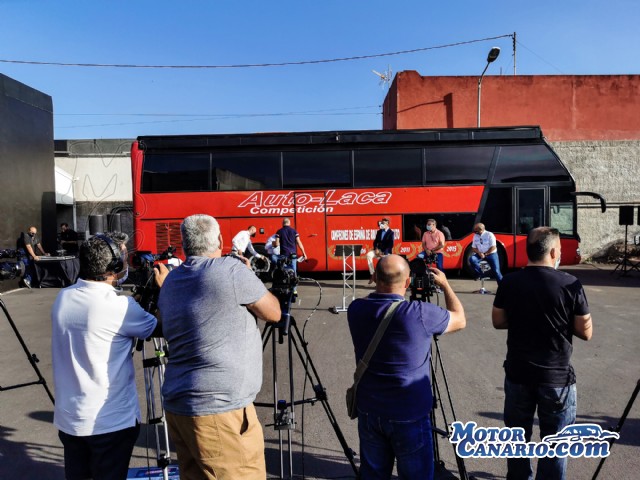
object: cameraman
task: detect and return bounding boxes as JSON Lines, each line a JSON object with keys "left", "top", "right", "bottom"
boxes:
{"left": 347, "top": 255, "right": 465, "bottom": 480}
{"left": 158, "top": 214, "right": 281, "bottom": 480}
{"left": 51, "top": 232, "right": 168, "bottom": 480}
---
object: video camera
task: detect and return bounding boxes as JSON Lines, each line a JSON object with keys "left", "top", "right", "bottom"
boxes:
{"left": 130, "top": 246, "right": 177, "bottom": 312}
{"left": 0, "top": 249, "right": 25, "bottom": 281}
{"left": 270, "top": 254, "right": 298, "bottom": 301}
{"left": 408, "top": 257, "right": 436, "bottom": 302}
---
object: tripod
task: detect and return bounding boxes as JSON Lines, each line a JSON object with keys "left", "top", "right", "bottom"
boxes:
{"left": 407, "top": 259, "right": 470, "bottom": 479}
{"left": 138, "top": 336, "right": 175, "bottom": 480}
{"left": 592, "top": 379, "right": 640, "bottom": 480}
{"left": 611, "top": 224, "right": 640, "bottom": 276}
{"left": 255, "top": 289, "right": 358, "bottom": 479}
{"left": 0, "top": 295, "right": 54, "bottom": 404}
{"left": 430, "top": 335, "right": 470, "bottom": 480}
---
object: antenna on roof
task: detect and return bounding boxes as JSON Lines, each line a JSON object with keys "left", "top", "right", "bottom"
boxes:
{"left": 372, "top": 65, "right": 392, "bottom": 89}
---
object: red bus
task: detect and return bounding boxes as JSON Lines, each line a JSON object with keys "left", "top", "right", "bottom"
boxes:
{"left": 131, "top": 126, "right": 600, "bottom": 274}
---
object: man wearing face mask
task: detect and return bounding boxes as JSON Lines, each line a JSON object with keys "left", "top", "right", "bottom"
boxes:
{"left": 366, "top": 217, "right": 395, "bottom": 284}
{"left": 231, "top": 225, "right": 264, "bottom": 260}
{"left": 492, "top": 227, "right": 593, "bottom": 480}
{"left": 51, "top": 232, "right": 168, "bottom": 480}
{"left": 17, "top": 226, "right": 50, "bottom": 288}
{"left": 419, "top": 218, "right": 446, "bottom": 270}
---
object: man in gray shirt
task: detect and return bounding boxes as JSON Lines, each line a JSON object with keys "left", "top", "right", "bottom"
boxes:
{"left": 158, "top": 214, "right": 281, "bottom": 480}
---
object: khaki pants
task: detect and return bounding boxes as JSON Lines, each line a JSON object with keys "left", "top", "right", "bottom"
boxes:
{"left": 166, "top": 404, "right": 266, "bottom": 480}
{"left": 366, "top": 249, "right": 384, "bottom": 275}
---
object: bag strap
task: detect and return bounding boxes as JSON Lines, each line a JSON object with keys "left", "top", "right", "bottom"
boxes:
{"left": 352, "top": 300, "right": 404, "bottom": 386}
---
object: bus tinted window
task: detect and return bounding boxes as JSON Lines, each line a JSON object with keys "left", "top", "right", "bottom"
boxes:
{"left": 283, "top": 151, "right": 351, "bottom": 188}
{"left": 142, "top": 153, "right": 210, "bottom": 192}
{"left": 550, "top": 186, "right": 575, "bottom": 236}
{"left": 425, "top": 147, "right": 494, "bottom": 184}
{"left": 493, "top": 145, "right": 569, "bottom": 183}
{"left": 354, "top": 149, "right": 422, "bottom": 187}
{"left": 403, "top": 213, "right": 476, "bottom": 241}
{"left": 482, "top": 188, "right": 513, "bottom": 234}
{"left": 212, "top": 152, "right": 281, "bottom": 190}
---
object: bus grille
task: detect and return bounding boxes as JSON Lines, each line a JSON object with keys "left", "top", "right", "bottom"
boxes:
{"left": 155, "top": 222, "right": 183, "bottom": 257}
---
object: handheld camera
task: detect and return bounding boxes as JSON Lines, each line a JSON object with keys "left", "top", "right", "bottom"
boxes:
{"left": 130, "top": 246, "right": 177, "bottom": 313}
{"left": 408, "top": 257, "right": 437, "bottom": 302}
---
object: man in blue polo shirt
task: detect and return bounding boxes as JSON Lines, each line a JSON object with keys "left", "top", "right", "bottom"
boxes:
{"left": 274, "top": 217, "right": 307, "bottom": 274}
{"left": 347, "top": 255, "right": 466, "bottom": 479}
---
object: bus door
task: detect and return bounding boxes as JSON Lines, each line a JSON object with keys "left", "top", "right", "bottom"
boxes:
{"left": 514, "top": 187, "right": 547, "bottom": 266}
{"left": 292, "top": 191, "right": 328, "bottom": 271}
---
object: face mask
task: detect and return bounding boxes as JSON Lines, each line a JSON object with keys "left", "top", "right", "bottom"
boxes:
{"left": 426, "top": 226, "right": 433, "bottom": 231}
{"left": 28, "top": 232, "right": 35, "bottom": 237}
{"left": 378, "top": 223, "right": 383, "bottom": 229}
{"left": 554, "top": 258, "right": 561, "bottom": 270}
{"left": 116, "top": 266, "right": 129, "bottom": 286}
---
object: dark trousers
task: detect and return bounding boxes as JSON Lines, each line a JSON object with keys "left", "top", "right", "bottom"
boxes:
{"left": 59, "top": 423, "right": 140, "bottom": 480}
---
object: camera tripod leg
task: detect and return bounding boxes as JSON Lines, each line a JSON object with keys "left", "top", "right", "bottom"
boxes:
{"left": 141, "top": 337, "right": 173, "bottom": 480}
{"left": 430, "top": 336, "right": 470, "bottom": 480}
{"left": 257, "top": 318, "right": 359, "bottom": 477}
{"left": 592, "top": 379, "right": 640, "bottom": 480}
{"left": 0, "top": 297, "right": 54, "bottom": 404}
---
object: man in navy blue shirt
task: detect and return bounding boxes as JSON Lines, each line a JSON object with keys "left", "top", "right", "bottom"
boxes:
{"left": 347, "top": 255, "right": 466, "bottom": 479}
{"left": 274, "top": 217, "right": 307, "bottom": 274}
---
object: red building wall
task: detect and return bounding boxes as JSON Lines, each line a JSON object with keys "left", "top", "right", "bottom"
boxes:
{"left": 383, "top": 71, "right": 640, "bottom": 141}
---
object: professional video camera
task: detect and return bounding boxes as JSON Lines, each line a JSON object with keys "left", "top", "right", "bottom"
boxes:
{"left": 270, "top": 254, "right": 298, "bottom": 301}
{"left": 408, "top": 257, "right": 436, "bottom": 302}
{"left": 0, "top": 249, "right": 25, "bottom": 281}
{"left": 130, "top": 246, "right": 177, "bottom": 312}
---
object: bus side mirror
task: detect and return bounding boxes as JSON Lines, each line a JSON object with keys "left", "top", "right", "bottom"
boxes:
{"left": 571, "top": 192, "right": 607, "bottom": 213}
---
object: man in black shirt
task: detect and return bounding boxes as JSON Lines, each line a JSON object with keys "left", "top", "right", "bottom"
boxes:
{"left": 492, "top": 227, "right": 592, "bottom": 480}
{"left": 17, "top": 226, "right": 49, "bottom": 288}
{"left": 59, "top": 223, "right": 79, "bottom": 255}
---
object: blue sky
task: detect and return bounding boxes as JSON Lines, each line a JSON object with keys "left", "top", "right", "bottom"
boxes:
{"left": 1, "top": 0, "right": 638, "bottom": 139}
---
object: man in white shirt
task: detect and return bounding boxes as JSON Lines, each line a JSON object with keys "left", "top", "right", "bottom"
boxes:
{"left": 231, "top": 225, "right": 263, "bottom": 259}
{"left": 51, "top": 232, "right": 168, "bottom": 480}
{"left": 469, "top": 223, "right": 503, "bottom": 284}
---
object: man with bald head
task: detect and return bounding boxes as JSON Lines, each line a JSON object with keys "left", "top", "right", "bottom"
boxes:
{"left": 347, "top": 254, "right": 466, "bottom": 479}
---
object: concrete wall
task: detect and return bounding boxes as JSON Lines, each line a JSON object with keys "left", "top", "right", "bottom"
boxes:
{"left": 552, "top": 140, "right": 640, "bottom": 258}
{"left": 0, "top": 74, "right": 55, "bottom": 252}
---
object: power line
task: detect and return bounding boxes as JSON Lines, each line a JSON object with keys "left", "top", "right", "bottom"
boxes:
{"left": 2, "top": 34, "right": 513, "bottom": 69}
{"left": 515, "top": 40, "right": 564, "bottom": 74}
{"left": 56, "top": 105, "right": 380, "bottom": 117}
{"left": 56, "top": 110, "right": 382, "bottom": 129}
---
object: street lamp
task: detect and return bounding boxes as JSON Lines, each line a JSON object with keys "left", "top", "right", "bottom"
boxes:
{"left": 477, "top": 47, "right": 500, "bottom": 127}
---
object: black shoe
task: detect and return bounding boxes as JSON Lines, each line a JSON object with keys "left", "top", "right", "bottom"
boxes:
{"left": 22, "top": 278, "right": 31, "bottom": 289}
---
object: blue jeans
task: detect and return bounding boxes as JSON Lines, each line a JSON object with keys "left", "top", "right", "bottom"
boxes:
{"left": 469, "top": 252, "right": 503, "bottom": 284}
{"left": 18, "top": 249, "right": 33, "bottom": 284}
{"left": 418, "top": 251, "right": 443, "bottom": 270}
{"left": 357, "top": 411, "right": 434, "bottom": 480}
{"left": 504, "top": 378, "right": 577, "bottom": 480}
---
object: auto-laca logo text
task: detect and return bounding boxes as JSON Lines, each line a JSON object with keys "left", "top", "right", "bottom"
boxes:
{"left": 449, "top": 422, "right": 619, "bottom": 459}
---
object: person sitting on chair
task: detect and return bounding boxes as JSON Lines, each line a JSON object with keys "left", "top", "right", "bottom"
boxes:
{"left": 468, "top": 223, "right": 503, "bottom": 285}
{"left": 366, "top": 217, "right": 394, "bottom": 284}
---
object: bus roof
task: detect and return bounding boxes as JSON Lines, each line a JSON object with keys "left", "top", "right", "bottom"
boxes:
{"left": 137, "top": 126, "right": 546, "bottom": 150}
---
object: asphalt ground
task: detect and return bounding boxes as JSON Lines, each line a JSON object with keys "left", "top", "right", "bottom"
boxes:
{"left": 0, "top": 264, "right": 638, "bottom": 479}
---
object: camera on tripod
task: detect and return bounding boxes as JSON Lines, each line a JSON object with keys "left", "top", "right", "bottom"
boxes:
{"left": 408, "top": 257, "right": 437, "bottom": 301}
{"left": 270, "top": 254, "right": 298, "bottom": 300}
{"left": 0, "top": 249, "right": 25, "bottom": 281}
{"left": 130, "top": 246, "right": 177, "bottom": 312}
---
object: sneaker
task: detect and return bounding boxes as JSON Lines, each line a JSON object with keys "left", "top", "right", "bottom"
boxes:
{"left": 22, "top": 278, "right": 31, "bottom": 289}
{"left": 368, "top": 276, "right": 374, "bottom": 285}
